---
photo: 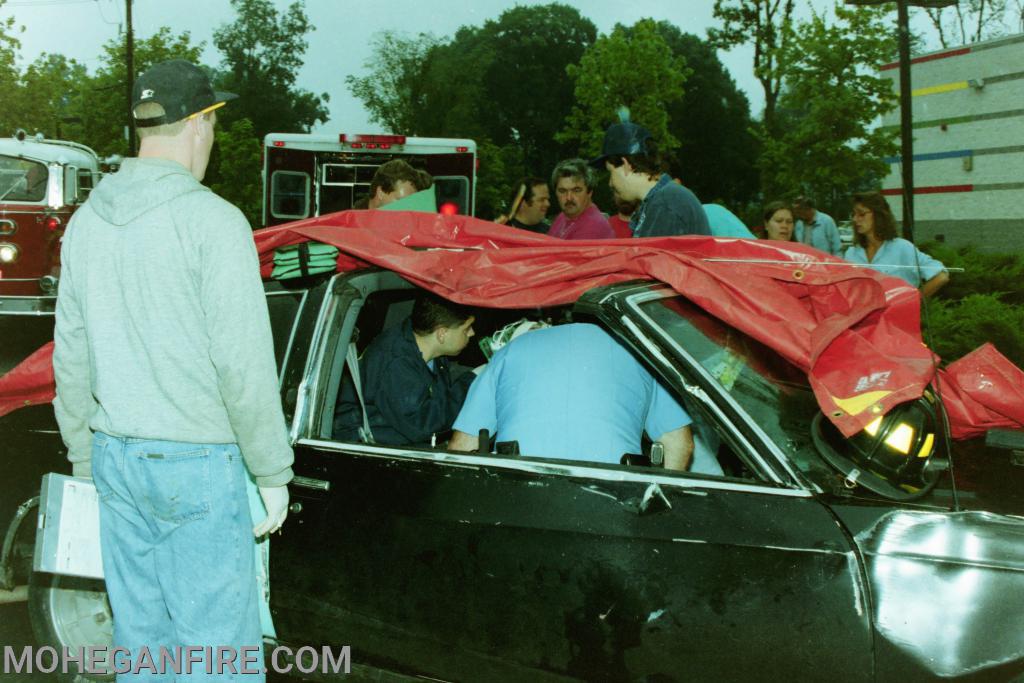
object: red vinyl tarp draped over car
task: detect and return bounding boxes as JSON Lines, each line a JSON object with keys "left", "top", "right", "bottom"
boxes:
{"left": 1, "top": 210, "right": 1022, "bottom": 439}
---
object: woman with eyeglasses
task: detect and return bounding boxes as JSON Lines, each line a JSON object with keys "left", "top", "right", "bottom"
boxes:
{"left": 844, "top": 192, "right": 949, "bottom": 297}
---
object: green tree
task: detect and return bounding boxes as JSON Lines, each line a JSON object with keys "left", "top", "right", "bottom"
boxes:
{"left": 480, "top": 4, "right": 597, "bottom": 169}
{"left": 13, "top": 54, "right": 89, "bottom": 141}
{"left": 642, "top": 22, "right": 759, "bottom": 207}
{"left": 347, "top": 4, "right": 597, "bottom": 217}
{"left": 921, "top": 0, "right": 1010, "bottom": 48}
{"left": 209, "top": 117, "right": 262, "bottom": 225}
{"left": 0, "top": 4, "right": 25, "bottom": 136}
{"left": 212, "top": 0, "right": 329, "bottom": 138}
{"left": 708, "top": 0, "right": 795, "bottom": 141}
{"left": 761, "top": 4, "right": 898, "bottom": 205}
{"left": 558, "top": 19, "right": 690, "bottom": 158}
{"left": 346, "top": 31, "right": 439, "bottom": 134}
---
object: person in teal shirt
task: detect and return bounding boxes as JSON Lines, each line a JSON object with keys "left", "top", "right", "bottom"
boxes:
{"left": 703, "top": 203, "right": 755, "bottom": 238}
{"left": 844, "top": 192, "right": 950, "bottom": 296}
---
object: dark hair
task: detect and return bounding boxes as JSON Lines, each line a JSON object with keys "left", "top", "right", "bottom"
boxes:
{"left": 414, "top": 168, "right": 433, "bottom": 191}
{"left": 792, "top": 196, "right": 815, "bottom": 210}
{"left": 605, "top": 138, "right": 666, "bottom": 177}
{"left": 762, "top": 200, "right": 793, "bottom": 223}
{"left": 370, "top": 160, "right": 424, "bottom": 195}
{"left": 852, "top": 192, "right": 897, "bottom": 247}
{"left": 615, "top": 196, "right": 639, "bottom": 216}
{"left": 411, "top": 294, "right": 474, "bottom": 335}
{"left": 551, "top": 159, "right": 597, "bottom": 192}
{"left": 507, "top": 176, "right": 547, "bottom": 210}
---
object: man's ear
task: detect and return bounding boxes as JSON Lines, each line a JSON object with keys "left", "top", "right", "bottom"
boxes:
{"left": 620, "top": 158, "right": 634, "bottom": 175}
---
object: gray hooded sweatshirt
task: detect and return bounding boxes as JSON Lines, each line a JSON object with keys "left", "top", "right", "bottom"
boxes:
{"left": 53, "top": 157, "right": 294, "bottom": 487}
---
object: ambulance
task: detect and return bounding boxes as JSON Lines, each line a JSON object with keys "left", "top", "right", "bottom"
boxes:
{"left": 262, "top": 132, "right": 477, "bottom": 227}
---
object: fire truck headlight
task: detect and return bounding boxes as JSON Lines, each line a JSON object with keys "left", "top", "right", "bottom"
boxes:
{"left": 0, "top": 243, "right": 19, "bottom": 264}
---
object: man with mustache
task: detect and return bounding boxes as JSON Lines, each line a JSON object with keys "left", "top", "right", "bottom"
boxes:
{"left": 547, "top": 158, "right": 614, "bottom": 240}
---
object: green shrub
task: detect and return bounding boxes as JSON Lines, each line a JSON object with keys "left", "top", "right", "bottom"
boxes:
{"left": 923, "top": 242, "right": 1024, "bottom": 305}
{"left": 923, "top": 294, "right": 1024, "bottom": 369}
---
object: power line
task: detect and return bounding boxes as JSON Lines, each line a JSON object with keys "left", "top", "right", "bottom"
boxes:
{"left": 95, "top": 0, "right": 120, "bottom": 26}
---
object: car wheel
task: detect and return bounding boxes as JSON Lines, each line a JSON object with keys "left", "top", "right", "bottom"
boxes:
{"left": 28, "top": 572, "right": 114, "bottom": 682}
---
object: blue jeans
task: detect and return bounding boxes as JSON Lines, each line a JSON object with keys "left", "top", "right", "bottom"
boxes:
{"left": 92, "top": 433, "right": 264, "bottom": 681}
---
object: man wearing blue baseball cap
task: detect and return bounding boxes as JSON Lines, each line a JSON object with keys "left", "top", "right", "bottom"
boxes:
{"left": 591, "top": 117, "right": 710, "bottom": 238}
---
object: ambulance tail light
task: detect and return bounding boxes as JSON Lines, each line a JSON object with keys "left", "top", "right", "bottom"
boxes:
{"left": 45, "top": 216, "right": 61, "bottom": 232}
{"left": 339, "top": 134, "right": 407, "bottom": 146}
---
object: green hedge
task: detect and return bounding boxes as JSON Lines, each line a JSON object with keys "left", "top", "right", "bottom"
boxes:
{"left": 919, "top": 243, "right": 1024, "bottom": 368}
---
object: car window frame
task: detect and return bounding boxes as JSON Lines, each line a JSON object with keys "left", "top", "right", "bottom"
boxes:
{"left": 620, "top": 286, "right": 822, "bottom": 493}
{"left": 287, "top": 269, "right": 815, "bottom": 499}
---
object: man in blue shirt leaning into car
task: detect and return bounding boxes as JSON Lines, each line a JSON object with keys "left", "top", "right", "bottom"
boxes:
{"left": 448, "top": 323, "right": 694, "bottom": 470}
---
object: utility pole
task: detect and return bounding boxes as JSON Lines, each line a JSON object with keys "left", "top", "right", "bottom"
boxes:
{"left": 126, "top": 0, "right": 135, "bottom": 156}
{"left": 845, "top": 0, "right": 956, "bottom": 243}
{"left": 896, "top": 0, "right": 914, "bottom": 242}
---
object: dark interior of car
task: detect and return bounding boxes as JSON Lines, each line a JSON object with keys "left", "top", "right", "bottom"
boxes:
{"left": 328, "top": 284, "right": 756, "bottom": 482}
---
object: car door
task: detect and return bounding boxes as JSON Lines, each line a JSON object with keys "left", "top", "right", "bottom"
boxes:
{"left": 269, "top": 277, "right": 873, "bottom": 682}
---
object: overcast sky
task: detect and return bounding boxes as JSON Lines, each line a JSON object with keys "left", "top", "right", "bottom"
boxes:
{"left": 3, "top": 0, "right": 944, "bottom": 134}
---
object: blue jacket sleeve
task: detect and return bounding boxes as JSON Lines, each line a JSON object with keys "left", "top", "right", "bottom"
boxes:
{"left": 374, "top": 357, "right": 472, "bottom": 444}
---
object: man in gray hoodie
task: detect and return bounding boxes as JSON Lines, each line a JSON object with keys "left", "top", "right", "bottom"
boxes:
{"left": 53, "top": 60, "right": 293, "bottom": 678}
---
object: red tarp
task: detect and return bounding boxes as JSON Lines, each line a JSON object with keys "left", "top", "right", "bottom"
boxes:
{"left": 1, "top": 210, "right": 1022, "bottom": 440}
{"left": 937, "top": 344, "right": 1024, "bottom": 440}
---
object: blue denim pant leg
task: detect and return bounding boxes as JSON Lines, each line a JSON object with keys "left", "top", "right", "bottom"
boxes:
{"left": 93, "top": 433, "right": 176, "bottom": 682}
{"left": 93, "top": 434, "right": 264, "bottom": 681}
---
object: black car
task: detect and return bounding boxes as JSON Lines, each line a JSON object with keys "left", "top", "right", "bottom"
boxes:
{"left": 6, "top": 267, "right": 1024, "bottom": 682}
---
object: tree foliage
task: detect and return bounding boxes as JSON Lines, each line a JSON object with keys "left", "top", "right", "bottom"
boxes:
{"left": 209, "top": 117, "right": 263, "bottom": 225}
{"left": 921, "top": 0, "right": 1011, "bottom": 48}
{"left": 708, "top": 0, "right": 795, "bottom": 139}
{"left": 758, "top": 4, "right": 898, "bottom": 204}
{"left": 212, "top": 0, "right": 329, "bottom": 139}
{"left": 645, "top": 22, "right": 759, "bottom": 206}
{"left": 345, "top": 31, "right": 439, "bottom": 134}
{"left": 558, "top": 19, "right": 689, "bottom": 158}
{"left": 346, "top": 3, "right": 597, "bottom": 218}
{"left": 0, "top": 4, "right": 23, "bottom": 136}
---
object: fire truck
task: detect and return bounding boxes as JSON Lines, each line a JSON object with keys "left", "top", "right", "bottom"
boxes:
{"left": 0, "top": 131, "right": 101, "bottom": 300}
{"left": 262, "top": 132, "right": 477, "bottom": 227}
{"left": 0, "top": 131, "right": 102, "bottom": 373}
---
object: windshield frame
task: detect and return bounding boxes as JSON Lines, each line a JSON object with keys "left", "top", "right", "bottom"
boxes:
{"left": 621, "top": 286, "right": 824, "bottom": 494}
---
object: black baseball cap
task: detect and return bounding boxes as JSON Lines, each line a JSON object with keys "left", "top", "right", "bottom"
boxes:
{"left": 132, "top": 60, "right": 237, "bottom": 128}
{"left": 589, "top": 121, "right": 653, "bottom": 167}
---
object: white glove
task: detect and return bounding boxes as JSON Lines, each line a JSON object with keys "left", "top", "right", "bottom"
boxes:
{"left": 253, "top": 485, "right": 289, "bottom": 537}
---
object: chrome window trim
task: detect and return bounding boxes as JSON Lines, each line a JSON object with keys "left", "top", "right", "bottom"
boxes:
{"left": 266, "top": 288, "right": 308, "bottom": 388}
{"left": 622, "top": 287, "right": 816, "bottom": 492}
{"left": 289, "top": 276, "right": 339, "bottom": 441}
{"left": 296, "top": 437, "right": 813, "bottom": 499}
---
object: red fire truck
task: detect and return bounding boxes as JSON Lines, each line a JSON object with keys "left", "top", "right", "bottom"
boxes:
{"left": 0, "top": 131, "right": 101, "bottom": 302}
{"left": 0, "top": 131, "right": 103, "bottom": 372}
{"left": 262, "top": 132, "right": 477, "bottom": 227}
